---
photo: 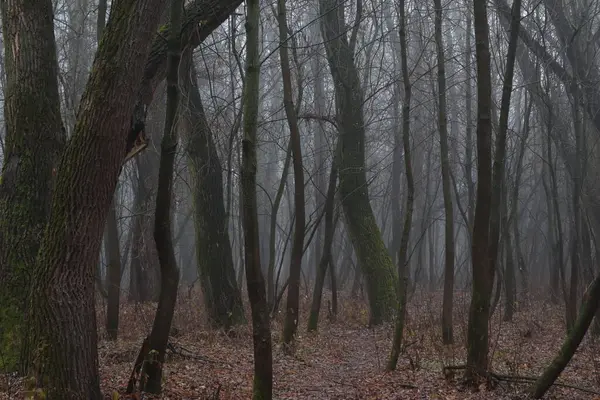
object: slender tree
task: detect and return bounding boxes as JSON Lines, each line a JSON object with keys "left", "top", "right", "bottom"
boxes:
{"left": 278, "top": 0, "right": 306, "bottom": 349}
{"left": 433, "top": 0, "right": 455, "bottom": 345}
{"left": 242, "top": 0, "right": 273, "bottom": 396}
{"left": 387, "top": 0, "right": 414, "bottom": 371}
{"left": 140, "top": 0, "right": 183, "bottom": 392}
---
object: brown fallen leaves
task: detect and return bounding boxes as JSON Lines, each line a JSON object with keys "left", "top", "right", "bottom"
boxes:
{"left": 2, "top": 288, "right": 600, "bottom": 399}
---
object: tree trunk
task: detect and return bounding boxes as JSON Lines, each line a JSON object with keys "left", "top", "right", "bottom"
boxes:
{"left": 308, "top": 143, "right": 339, "bottom": 331}
{"left": 433, "top": 0, "right": 455, "bottom": 346}
{"left": 466, "top": 0, "right": 494, "bottom": 380}
{"left": 183, "top": 61, "right": 245, "bottom": 329}
{"left": 530, "top": 274, "right": 600, "bottom": 398}
{"left": 0, "top": 0, "right": 65, "bottom": 373}
{"left": 139, "top": 0, "right": 182, "bottom": 393}
{"left": 319, "top": 0, "right": 397, "bottom": 325}
{"left": 278, "top": 0, "right": 306, "bottom": 348}
{"left": 26, "top": 0, "right": 168, "bottom": 397}
{"left": 387, "top": 0, "right": 414, "bottom": 370}
{"left": 242, "top": 0, "right": 272, "bottom": 397}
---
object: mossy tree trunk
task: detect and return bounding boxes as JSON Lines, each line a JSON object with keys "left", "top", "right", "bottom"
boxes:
{"left": 26, "top": 0, "right": 168, "bottom": 397}
{"left": 0, "top": 0, "right": 65, "bottom": 373}
{"left": 319, "top": 0, "right": 397, "bottom": 325}
{"left": 182, "top": 60, "right": 245, "bottom": 329}
{"left": 242, "top": 0, "right": 273, "bottom": 396}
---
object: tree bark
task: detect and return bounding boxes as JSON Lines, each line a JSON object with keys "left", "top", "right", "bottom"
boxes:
{"left": 26, "top": 0, "right": 168, "bottom": 397}
{"left": 104, "top": 200, "right": 122, "bottom": 340}
{"left": 0, "top": 0, "right": 65, "bottom": 373}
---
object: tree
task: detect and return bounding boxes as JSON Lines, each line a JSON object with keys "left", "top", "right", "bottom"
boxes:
{"left": 0, "top": 0, "right": 65, "bottom": 372}
{"left": 387, "top": 0, "right": 414, "bottom": 371}
{"left": 139, "top": 0, "right": 183, "bottom": 392}
{"left": 25, "top": 0, "right": 169, "bottom": 396}
{"left": 433, "top": 0, "right": 456, "bottom": 345}
{"left": 466, "top": 0, "right": 521, "bottom": 379}
{"left": 278, "top": 0, "right": 306, "bottom": 349}
{"left": 183, "top": 61, "right": 245, "bottom": 329}
{"left": 319, "top": 0, "right": 397, "bottom": 325}
{"left": 242, "top": 0, "right": 273, "bottom": 397}
{"left": 465, "top": 0, "right": 494, "bottom": 380}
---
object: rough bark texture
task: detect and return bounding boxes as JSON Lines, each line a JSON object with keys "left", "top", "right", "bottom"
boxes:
{"left": 104, "top": 200, "right": 122, "bottom": 340}
{"left": 319, "top": 0, "right": 397, "bottom": 325}
{"left": 0, "top": 0, "right": 65, "bottom": 372}
{"left": 242, "top": 0, "right": 273, "bottom": 397}
{"left": 140, "top": 0, "right": 182, "bottom": 392}
{"left": 26, "top": 0, "right": 168, "bottom": 397}
{"left": 183, "top": 61, "right": 245, "bottom": 329}
{"left": 466, "top": 0, "right": 494, "bottom": 381}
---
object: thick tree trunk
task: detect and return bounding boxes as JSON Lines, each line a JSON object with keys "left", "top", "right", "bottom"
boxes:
{"left": 25, "top": 0, "right": 168, "bottom": 397}
{"left": 242, "top": 0, "right": 272, "bottom": 397}
{"left": 183, "top": 62, "right": 245, "bottom": 329}
{"left": 0, "top": 0, "right": 65, "bottom": 372}
{"left": 319, "top": 0, "right": 397, "bottom": 325}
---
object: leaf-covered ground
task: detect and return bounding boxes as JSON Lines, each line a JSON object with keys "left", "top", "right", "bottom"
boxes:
{"left": 2, "top": 289, "right": 600, "bottom": 399}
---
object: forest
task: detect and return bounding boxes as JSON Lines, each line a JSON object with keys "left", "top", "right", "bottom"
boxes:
{"left": 1, "top": 0, "right": 600, "bottom": 398}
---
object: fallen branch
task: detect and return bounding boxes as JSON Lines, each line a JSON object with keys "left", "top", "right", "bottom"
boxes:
{"left": 443, "top": 365, "right": 600, "bottom": 396}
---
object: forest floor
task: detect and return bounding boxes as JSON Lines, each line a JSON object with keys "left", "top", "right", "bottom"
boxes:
{"left": 2, "top": 288, "right": 600, "bottom": 399}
